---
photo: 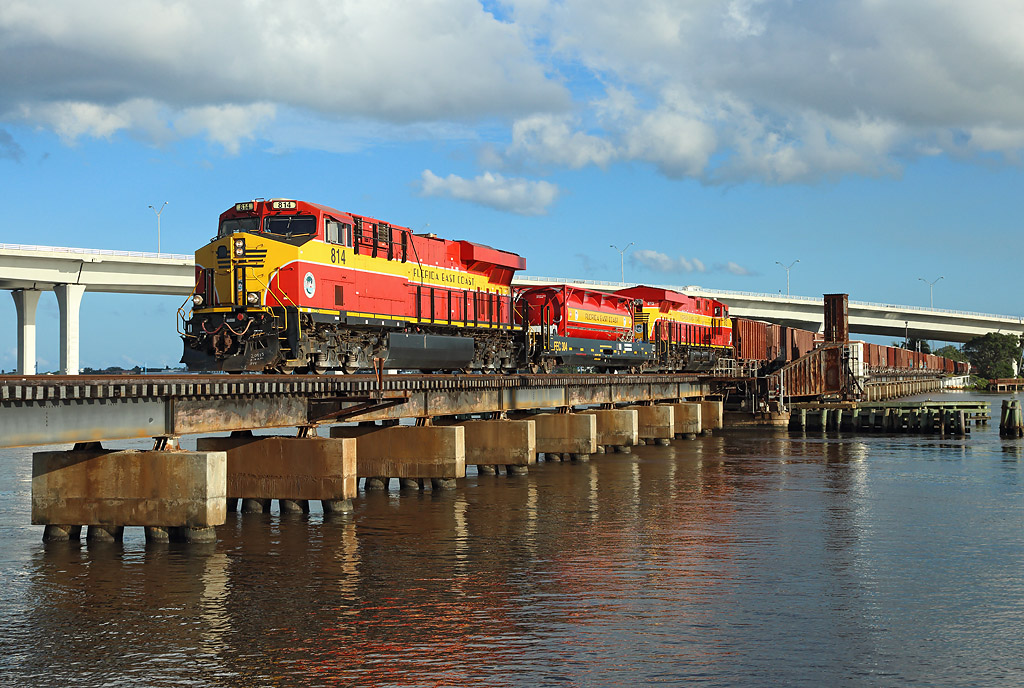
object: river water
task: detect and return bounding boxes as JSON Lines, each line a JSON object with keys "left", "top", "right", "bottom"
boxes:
{"left": 1, "top": 393, "right": 1022, "bottom": 687}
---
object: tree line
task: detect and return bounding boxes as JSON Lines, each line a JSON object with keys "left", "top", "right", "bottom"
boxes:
{"left": 896, "top": 333, "right": 1022, "bottom": 380}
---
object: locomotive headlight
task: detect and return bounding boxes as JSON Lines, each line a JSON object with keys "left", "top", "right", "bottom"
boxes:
{"left": 233, "top": 237, "right": 245, "bottom": 256}
{"left": 192, "top": 294, "right": 204, "bottom": 307}
{"left": 246, "top": 291, "right": 260, "bottom": 305}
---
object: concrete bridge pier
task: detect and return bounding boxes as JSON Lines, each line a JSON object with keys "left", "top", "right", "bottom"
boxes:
{"left": 11, "top": 289, "right": 41, "bottom": 375}
{"left": 32, "top": 443, "right": 226, "bottom": 544}
{"left": 11, "top": 284, "right": 87, "bottom": 375}
{"left": 530, "top": 413, "right": 597, "bottom": 463}
{"left": 434, "top": 419, "right": 536, "bottom": 478}
{"left": 698, "top": 400, "right": 723, "bottom": 435}
{"left": 330, "top": 424, "right": 466, "bottom": 491}
{"left": 625, "top": 405, "right": 674, "bottom": 445}
{"left": 195, "top": 435, "right": 358, "bottom": 513}
{"left": 668, "top": 402, "right": 702, "bottom": 440}
{"left": 579, "top": 409, "right": 638, "bottom": 453}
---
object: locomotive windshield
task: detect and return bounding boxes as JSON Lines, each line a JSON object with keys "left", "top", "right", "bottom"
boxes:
{"left": 264, "top": 215, "right": 316, "bottom": 238}
{"left": 218, "top": 216, "right": 259, "bottom": 237}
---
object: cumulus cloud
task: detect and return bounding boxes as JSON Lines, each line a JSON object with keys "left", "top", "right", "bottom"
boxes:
{"left": 418, "top": 170, "right": 559, "bottom": 215}
{"left": 508, "top": 114, "right": 617, "bottom": 169}
{"left": 0, "top": 0, "right": 568, "bottom": 149}
{"left": 5, "top": 0, "right": 1024, "bottom": 180}
{"left": 499, "top": 0, "right": 1024, "bottom": 180}
{"left": 631, "top": 249, "right": 756, "bottom": 276}
{"left": 631, "top": 249, "right": 706, "bottom": 274}
{"left": 718, "top": 261, "right": 755, "bottom": 276}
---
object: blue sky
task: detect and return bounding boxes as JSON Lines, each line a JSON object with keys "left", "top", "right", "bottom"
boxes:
{"left": 2, "top": 0, "right": 1023, "bottom": 370}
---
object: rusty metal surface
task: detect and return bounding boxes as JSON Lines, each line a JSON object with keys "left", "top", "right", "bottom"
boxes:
{"left": 823, "top": 293, "right": 849, "bottom": 342}
{"left": 733, "top": 319, "right": 769, "bottom": 361}
{"left": 780, "top": 344, "right": 847, "bottom": 399}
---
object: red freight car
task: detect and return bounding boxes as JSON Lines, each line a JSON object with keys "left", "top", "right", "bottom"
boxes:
{"left": 733, "top": 318, "right": 770, "bottom": 361}
{"left": 516, "top": 284, "right": 653, "bottom": 371}
{"left": 614, "top": 285, "right": 732, "bottom": 371}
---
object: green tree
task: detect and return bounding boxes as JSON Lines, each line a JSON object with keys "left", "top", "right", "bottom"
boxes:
{"left": 891, "top": 338, "right": 931, "bottom": 354}
{"left": 933, "top": 345, "right": 967, "bottom": 363}
{"left": 963, "top": 332, "right": 1022, "bottom": 379}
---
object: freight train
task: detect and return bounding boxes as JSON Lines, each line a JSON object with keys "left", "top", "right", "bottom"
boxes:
{"left": 179, "top": 199, "right": 731, "bottom": 374}
{"left": 179, "top": 198, "right": 969, "bottom": 378}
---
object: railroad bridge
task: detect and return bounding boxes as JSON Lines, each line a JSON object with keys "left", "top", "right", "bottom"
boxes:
{"left": 5, "top": 357, "right": 954, "bottom": 545}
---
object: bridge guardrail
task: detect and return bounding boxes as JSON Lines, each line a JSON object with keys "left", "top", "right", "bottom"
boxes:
{"left": 514, "top": 275, "right": 1023, "bottom": 323}
{"left": 0, "top": 242, "right": 192, "bottom": 261}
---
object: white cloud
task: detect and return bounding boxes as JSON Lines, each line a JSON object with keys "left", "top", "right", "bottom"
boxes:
{"left": 418, "top": 170, "right": 559, "bottom": 215}
{"left": 0, "top": 0, "right": 568, "bottom": 148}
{"left": 5, "top": 0, "right": 1024, "bottom": 179}
{"left": 508, "top": 114, "right": 617, "bottom": 169}
{"left": 631, "top": 249, "right": 707, "bottom": 274}
{"left": 719, "top": 261, "right": 754, "bottom": 276}
{"left": 174, "top": 103, "right": 277, "bottom": 155}
{"left": 499, "top": 0, "right": 1024, "bottom": 180}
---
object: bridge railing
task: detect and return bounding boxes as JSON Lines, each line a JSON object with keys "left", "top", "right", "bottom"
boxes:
{"left": 0, "top": 242, "right": 192, "bottom": 261}
{"left": 514, "top": 275, "right": 1023, "bottom": 322}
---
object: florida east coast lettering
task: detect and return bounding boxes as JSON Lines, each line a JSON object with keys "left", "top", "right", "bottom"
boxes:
{"left": 411, "top": 266, "right": 480, "bottom": 288}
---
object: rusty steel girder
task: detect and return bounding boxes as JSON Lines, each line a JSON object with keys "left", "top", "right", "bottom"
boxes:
{"left": 780, "top": 344, "right": 850, "bottom": 399}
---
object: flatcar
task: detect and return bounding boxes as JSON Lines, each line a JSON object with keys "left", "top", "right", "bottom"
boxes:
{"left": 180, "top": 199, "right": 525, "bottom": 373}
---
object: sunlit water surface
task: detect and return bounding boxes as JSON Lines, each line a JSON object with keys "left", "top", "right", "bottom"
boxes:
{"left": 1, "top": 393, "right": 1022, "bottom": 687}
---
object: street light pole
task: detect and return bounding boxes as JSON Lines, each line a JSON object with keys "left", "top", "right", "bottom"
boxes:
{"left": 610, "top": 242, "right": 634, "bottom": 285}
{"left": 918, "top": 275, "right": 944, "bottom": 308}
{"left": 775, "top": 259, "right": 799, "bottom": 296}
{"left": 149, "top": 201, "right": 168, "bottom": 254}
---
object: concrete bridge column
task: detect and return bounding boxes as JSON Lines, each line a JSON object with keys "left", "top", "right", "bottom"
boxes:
{"left": 330, "top": 425, "right": 466, "bottom": 490}
{"left": 579, "top": 409, "right": 638, "bottom": 452}
{"left": 32, "top": 445, "right": 227, "bottom": 543}
{"left": 437, "top": 419, "right": 536, "bottom": 476}
{"left": 12, "top": 289, "right": 41, "bottom": 375}
{"left": 195, "top": 436, "right": 358, "bottom": 513}
{"left": 531, "top": 413, "right": 597, "bottom": 462}
{"left": 625, "top": 405, "right": 674, "bottom": 445}
{"left": 54, "top": 283, "right": 86, "bottom": 375}
{"left": 668, "top": 402, "right": 702, "bottom": 439}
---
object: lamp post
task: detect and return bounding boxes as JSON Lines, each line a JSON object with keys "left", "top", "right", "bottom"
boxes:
{"left": 918, "top": 275, "right": 943, "bottom": 308}
{"left": 148, "top": 201, "right": 168, "bottom": 254}
{"left": 610, "top": 242, "right": 634, "bottom": 285}
{"left": 905, "top": 321, "right": 909, "bottom": 349}
{"left": 775, "top": 259, "right": 799, "bottom": 296}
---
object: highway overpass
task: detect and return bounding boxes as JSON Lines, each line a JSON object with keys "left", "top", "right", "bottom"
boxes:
{"left": 2, "top": 243, "right": 1021, "bottom": 374}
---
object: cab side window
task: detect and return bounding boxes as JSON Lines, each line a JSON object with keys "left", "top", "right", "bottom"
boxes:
{"left": 326, "top": 218, "right": 353, "bottom": 246}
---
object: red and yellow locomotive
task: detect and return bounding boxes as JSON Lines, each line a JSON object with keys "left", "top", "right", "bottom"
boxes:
{"left": 180, "top": 198, "right": 734, "bottom": 374}
{"left": 180, "top": 199, "right": 525, "bottom": 373}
